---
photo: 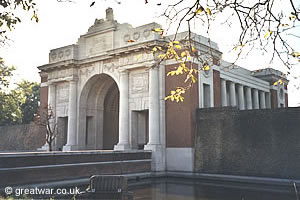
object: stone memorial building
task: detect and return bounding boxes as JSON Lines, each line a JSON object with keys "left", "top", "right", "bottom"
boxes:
{"left": 38, "top": 8, "right": 288, "bottom": 171}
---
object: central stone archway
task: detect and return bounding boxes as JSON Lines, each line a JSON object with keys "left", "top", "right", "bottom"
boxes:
{"left": 78, "top": 74, "right": 119, "bottom": 150}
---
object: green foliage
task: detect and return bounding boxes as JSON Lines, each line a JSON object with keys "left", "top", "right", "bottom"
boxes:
{"left": 0, "top": 90, "right": 22, "bottom": 125}
{"left": 0, "top": 57, "right": 15, "bottom": 88}
{"left": 16, "top": 80, "right": 40, "bottom": 124}
{"left": 0, "top": 0, "right": 37, "bottom": 44}
{"left": 0, "top": 80, "right": 40, "bottom": 126}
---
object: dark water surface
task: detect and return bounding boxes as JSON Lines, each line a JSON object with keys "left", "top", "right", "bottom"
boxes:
{"left": 129, "top": 178, "right": 296, "bottom": 200}
{"left": 16, "top": 177, "right": 296, "bottom": 199}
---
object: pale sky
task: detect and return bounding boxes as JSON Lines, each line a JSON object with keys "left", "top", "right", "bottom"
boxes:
{"left": 0, "top": 0, "right": 299, "bottom": 106}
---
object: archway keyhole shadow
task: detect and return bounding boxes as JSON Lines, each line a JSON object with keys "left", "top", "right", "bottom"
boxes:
{"left": 78, "top": 74, "right": 120, "bottom": 150}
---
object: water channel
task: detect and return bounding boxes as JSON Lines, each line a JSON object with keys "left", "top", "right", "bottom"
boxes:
{"left": 129, "top": 177, "right": 296, "bottom": 200}
{"left": 4, "top": 177, "right": 296, "bottom": 199}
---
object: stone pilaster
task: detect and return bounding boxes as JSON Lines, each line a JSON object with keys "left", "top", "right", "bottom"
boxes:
{"left": 114, "top": 70, "right": 130, "bottom": 150}
{"left": 63, "top": 80, "right": 78, "bottom": 151}
{"left": 144, "top": 66, "right": 163, "bottom": 171}
{"left": 260, "top": 91, "right": 266, "bottom": 109}
{"left": 253, "top": 89, "right": 259, "bottom": 109}
{"left": 48, "top": 84, "right": 56, "bottom": 111}
{"left": 246, "top": 87, "right": 252, "bottom": 110}
{"left": 229, "top": 82, "right": 236, "bottom": 107}
{"left": 148, "top": 66, "right": 160, "bottom": 145}
{"left": 238, "top": 84, "right": 245, "bottom": 110}
{"left": 221, "top": 79, "right": 227, "bottom": 107}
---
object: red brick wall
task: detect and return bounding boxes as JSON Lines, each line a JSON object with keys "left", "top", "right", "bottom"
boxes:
{"left": 165, "top": 63, "right": 199, "bottom": 148}
{"left": 271, "top": 89, "right": 278, "bottom": 109}
{"left": 213, "top": 70, "right": 221, "bottom": 107}
{"left": 40, "top": 76, "right": 48, "bottom": 109}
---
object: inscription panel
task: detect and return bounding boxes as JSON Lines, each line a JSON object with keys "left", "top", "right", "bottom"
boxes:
{"left": 86, "top": 32, "right": 112, "bottom": 56}
{"left": 57, "top": 83, "right": 69, "bottom": 104}
{"left": 48, "top": 69, "right": 72, "bottom": 80}
{"left": 131, "top": 72, "right": 148, "bottom": 94}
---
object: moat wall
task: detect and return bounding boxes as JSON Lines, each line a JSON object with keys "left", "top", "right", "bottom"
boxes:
{"left": 195, "top": 107, "right": 300, "bottom": 179}
{"left": 0, "top": 123, "right": 45, "bottom": 151}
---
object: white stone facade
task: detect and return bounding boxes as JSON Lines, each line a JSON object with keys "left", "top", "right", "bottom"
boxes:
{"left": 38, "top": 8, "right": 288, "bottom": 172}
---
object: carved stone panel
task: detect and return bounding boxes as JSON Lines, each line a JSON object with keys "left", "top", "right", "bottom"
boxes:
{"left": 119, "top": 53, "right": 153, "bottom": 67}
{"left": 103, "top": 59, "right": 119, "bottom": 73}
{"left": 86, "top": 32, "right": 112, "bottom": 56}
{"left": 48, "top": 69, "right": 72, "bottom": 80}
{"left": 57, "top": 83, "right": 69, "bottom": 104}
{"left": 80, "top": 65, "right": 95, "bottom": 79}
{"left": 49, "top": 45, "right": 77, "bottom": 63}
{"left": 131, "top": 72, "right": 149, "bottom": 94}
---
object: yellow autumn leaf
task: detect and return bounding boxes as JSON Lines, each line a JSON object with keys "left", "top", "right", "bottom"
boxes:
{"left": 196, "top": 6, "right": 204, "bottom": 14}
{"left": 264, "top": 31, "right": 272, "bottom": 38}
{"left": 273, "top": 81, "right": 278, "bottom": 86}
{"left": 192, "top": 46, "right": 197, "bottom": 53}
{"left": 264, "top": 32, "right": 269, "bottom": 38}
{"left": 137, "top": 54, "right": 142, "bottom": 59}
{"left": 291, "top": 52, "right": 300, "bottom": 58}
{"left": 175, "top": 45, "right": 181, "bottom": 49}
{"left": 176, "top": 66, "right": 183, "bottom": 75}
{"left": 206, "top": 8, "right": 212, "bottom": 16}
{"left": 167, "top": 71, "right": 176, "bottom": 76}
{"left": 173, "top": 41, "right": 180, "bottom": 44}
{"left": 152, "top": 28, "right": 163, "bottom": 33}
{"left": 180, "top": 96, "right": 184, "bottom": 102}
{"left": 204, "top": 65, "right": 210, "bottom": 71}
{"left": 158, "top": 54, "right": 165, "bottom": 59}
{"left": 181, "top": 51, "right": 187, "bottom": 57}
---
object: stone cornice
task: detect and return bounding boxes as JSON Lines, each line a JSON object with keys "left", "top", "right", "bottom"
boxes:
{"left": 38, "top": 60, "right": 79, "bottom": 71}
{"left": 38, "top": 40, "right": 164, "bottom": 72}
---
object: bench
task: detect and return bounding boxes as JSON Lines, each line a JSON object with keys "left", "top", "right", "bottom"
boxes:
{"left": 76, "top": 175, "right": 133, "bottom": 199}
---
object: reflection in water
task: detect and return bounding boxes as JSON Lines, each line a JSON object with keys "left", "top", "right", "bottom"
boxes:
{"left": 130, "top": 178, "right": 295, "bottom": 200}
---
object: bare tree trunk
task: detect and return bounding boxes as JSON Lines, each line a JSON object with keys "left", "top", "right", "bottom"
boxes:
{"left": 47, "top": 141, "right": 52, "bottom": 151}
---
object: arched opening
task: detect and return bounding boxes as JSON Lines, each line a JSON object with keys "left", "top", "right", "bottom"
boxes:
{"left": 78, "top": 74, "right": 119, "bottom": 150}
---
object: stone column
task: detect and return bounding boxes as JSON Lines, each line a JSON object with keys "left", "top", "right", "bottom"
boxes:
{"left": 63, "top": 80, "right": 78, "bottom": 151}
{"left": 246, "top": 87, "right": 252, "bottom": 110}
{"left": 144, "top": 66, "right": 163, "bottom": 171}
{"left": 260, "top": 91, "right": 266, "bottom": 109}
{"left": 147, "top": 66, "right": 160, "bottom": 145}
{"left": 221, "top": 79, "right": 227, "bottom": 107}
{"left": 48, "top": 84, "right": 56, "bottom": 110}
{"left": 229, "top": 82, "right": 236, "bottom": 107}
{"left": 253, "top": 89, "right": 259, "bottom": 109}
{"left": 114, "top": 70, "right": 130, "bottom": 150}
{"left": 238, "top": 85, "right": 245, "bottom": 110}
